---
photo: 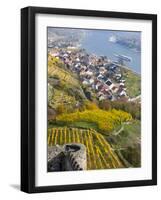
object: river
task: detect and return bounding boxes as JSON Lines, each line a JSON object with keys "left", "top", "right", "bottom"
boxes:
{"left": 81, "top": 30, "right": 141, "bottom": 74}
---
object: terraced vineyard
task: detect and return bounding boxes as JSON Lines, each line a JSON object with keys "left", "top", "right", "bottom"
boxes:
{"left": 48, "top": 127, "right": 123, "bottom": 170}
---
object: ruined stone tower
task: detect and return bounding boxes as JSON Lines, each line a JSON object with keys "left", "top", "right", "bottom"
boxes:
{"left": 48, "top": 143, "right": 87, "bottom": 172}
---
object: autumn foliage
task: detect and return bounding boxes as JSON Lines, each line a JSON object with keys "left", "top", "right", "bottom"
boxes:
{"left": 99, "top": 100, "right": 141, "bottom": 119}
{"left": 56, "top": 109, "right": 132, "bottom": 133}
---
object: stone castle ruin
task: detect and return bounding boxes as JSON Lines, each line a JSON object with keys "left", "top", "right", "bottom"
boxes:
{"left": 48, "top": 143, "right": 87, "bottom": 172}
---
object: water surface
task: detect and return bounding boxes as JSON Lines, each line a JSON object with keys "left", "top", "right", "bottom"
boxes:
{"left": 81, "top": 30, "right": 141, "bottom": 74}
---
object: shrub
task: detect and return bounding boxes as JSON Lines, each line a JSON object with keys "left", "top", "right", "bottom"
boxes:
{"left": 99, "top": 100, "right": 141, "bottom": 120}
{"left": 84, "top": 101, "right": 98, "bottom": 110}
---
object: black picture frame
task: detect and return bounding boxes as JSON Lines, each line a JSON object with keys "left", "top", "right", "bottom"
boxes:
{"left": 21, "top": 6, "right": 157, "bottom": 193}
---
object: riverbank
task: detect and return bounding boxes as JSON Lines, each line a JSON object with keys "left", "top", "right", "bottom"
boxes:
{"left": 81, "top": 30, "right": 141, "bottom": 74}
{"left": 49, "top": 46, "right": 141, "bottom": 101}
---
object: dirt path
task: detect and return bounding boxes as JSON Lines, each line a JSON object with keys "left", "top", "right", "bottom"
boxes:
{"left": 112, "top": 125, "right": 124, "bottom": 136}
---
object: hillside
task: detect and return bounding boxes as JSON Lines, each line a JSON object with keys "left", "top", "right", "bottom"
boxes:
{"left": 47, "top": 53, "right": 141, "bottom": 170}
{"left": 107, "top": 120, "right": 141, "bottom": 167}
{"left": 48, "top": 127, "right": 124, "bottom": 170}
{"left": 121, "top": 67, "right": 141, "bottom": 98}
{"left": 48, "top": 54, "right": 86, "bottom": 115}
{"left": 56, "top": 109, "right": 132, "bottom": 134}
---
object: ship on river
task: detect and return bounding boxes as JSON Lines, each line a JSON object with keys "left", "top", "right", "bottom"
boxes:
{"left": 114, "top": 54, "right": 132, "bottom": 62}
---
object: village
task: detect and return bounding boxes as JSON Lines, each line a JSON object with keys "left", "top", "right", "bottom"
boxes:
{"left": 49, "top": 45, "right": 131, "bottom": 102}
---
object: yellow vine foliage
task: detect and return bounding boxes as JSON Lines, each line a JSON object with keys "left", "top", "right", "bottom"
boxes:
{"left": 48, "top": 127, "right": 124, "bottom": 169}
{"left": 56, "top": 109, "right": 132, "bottom": 133}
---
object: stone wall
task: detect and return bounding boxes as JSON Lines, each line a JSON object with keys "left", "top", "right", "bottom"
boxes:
{"left": 48, "top": 143, "right": 87, "bottom": 172}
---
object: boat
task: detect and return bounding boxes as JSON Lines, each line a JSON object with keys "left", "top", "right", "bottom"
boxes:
{"left": 109, "top": 35, "right": 117, "bottom": 43}
{"left": 114, "top": 54, "right": 132, "bottom": 62}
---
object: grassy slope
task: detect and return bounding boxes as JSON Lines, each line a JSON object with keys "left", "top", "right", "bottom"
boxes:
{"left": 49, "top": 121, "right": 98, "bottom": 130}
{"left": 107, "top": 120, "right": 141, "bottom": 167}
{"left": 121, "top": 68, "right": 141, "bottom": 98}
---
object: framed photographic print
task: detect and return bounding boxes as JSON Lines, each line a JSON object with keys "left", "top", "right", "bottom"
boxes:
{"left": 21, "top": 6, "right": 157, "bottom": 193}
